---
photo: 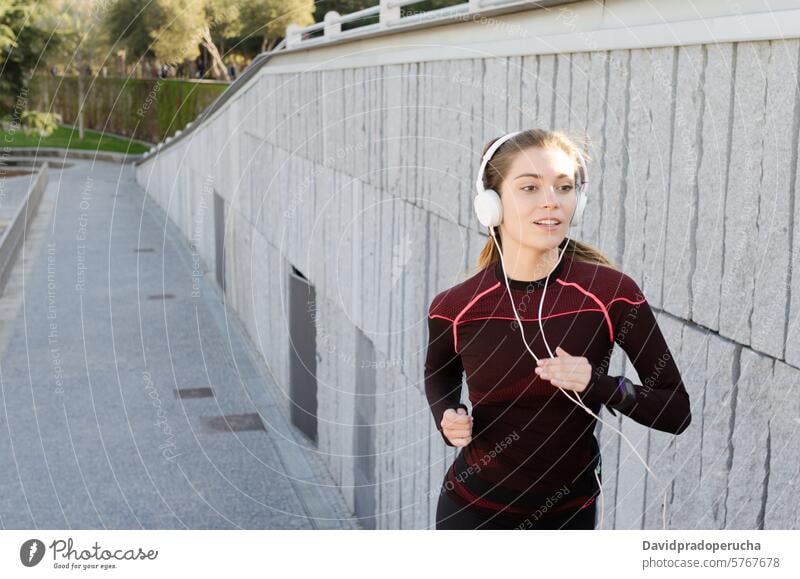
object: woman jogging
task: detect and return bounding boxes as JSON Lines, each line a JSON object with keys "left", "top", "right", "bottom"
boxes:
{"left": 425, "top": 128, "right": 692, "bottom": 530}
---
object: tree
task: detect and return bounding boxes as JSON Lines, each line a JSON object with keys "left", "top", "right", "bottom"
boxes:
{"left": 239, "top": 0, "right": 315, "bottom": 53}
{"left": 104, "top": 0, "right": 154, "bottom": 68}
{"left": 103, "top": 0, "right": 316, "bottom": 80}
{"left": 40, "top": 0, "right": 113, "bottom": 138}
{"left": 0, "top": 0, "right": 53, "bottom": 118}
{"left": 147, "top": 0, "right": 209, "bottom": 73}
{"left": 105, "top": 0, "right": 245, "bottom": 81}
{"left": 42, "top": 1, "right": 114, "bottom": 74}
{"left": 106, "top": 0, "right": 213, "bottom": 77}
{"left": 206, "top": 0, "right": 244, "bottom": 58}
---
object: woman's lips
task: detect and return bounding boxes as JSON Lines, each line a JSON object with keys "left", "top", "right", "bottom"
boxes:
{"left": 532, "top": 220, "right": 561, "bottom": 231}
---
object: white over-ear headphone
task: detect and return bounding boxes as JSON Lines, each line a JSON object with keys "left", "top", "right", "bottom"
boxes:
{"left": 470, "top": 131, "right": 669, "bottom": 530}
{"left": 473, "top": 130, "right": 589, "bottom": 229}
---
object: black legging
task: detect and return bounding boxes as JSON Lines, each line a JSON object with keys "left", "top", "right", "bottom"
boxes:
{"left": 435, "top": 487, "right": 597, "bottom": 530}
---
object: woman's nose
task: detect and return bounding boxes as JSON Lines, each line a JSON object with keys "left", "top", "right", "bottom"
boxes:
{"left": 542, "top": 186, "right": 559, "bottom": 207}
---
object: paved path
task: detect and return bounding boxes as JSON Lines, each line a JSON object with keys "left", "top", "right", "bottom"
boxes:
{"left": 0, "top": 158, "right": 359, "bottom": 529}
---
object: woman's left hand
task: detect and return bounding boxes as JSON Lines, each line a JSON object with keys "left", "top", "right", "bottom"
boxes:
{"left": 534, "top": 346, "right": 591, "bottom": 393}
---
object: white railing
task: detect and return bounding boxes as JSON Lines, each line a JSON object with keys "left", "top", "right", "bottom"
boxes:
{"left": 285, "top": 0, "right": 572, "bottom": 48}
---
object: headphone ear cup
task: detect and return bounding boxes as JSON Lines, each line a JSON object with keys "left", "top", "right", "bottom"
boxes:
{"left": 570, "top": 190, "right": 588, "bottom": 227}
{"left": 474, "top": 189, "right": 503, "bottom": 228}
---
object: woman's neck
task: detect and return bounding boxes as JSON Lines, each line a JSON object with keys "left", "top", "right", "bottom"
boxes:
{"left": 498, "top": 241, "right": 562, "bottom": 282}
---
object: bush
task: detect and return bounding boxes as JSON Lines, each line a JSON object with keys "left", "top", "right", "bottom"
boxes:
{"left": 1, "top": 110, "right": 63, "bottom": 137}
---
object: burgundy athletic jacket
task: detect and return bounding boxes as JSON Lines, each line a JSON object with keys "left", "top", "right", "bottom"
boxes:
{"left": 424, "top": 252, "right": 691, "bottom": 517}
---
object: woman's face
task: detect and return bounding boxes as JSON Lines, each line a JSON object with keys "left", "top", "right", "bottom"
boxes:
{"left": 498, "top": 145, "right": 578, "bottom": 253}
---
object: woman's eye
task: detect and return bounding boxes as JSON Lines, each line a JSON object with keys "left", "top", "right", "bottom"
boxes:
{"left": 520, "top": 184, "right": 573, "bottom": 192}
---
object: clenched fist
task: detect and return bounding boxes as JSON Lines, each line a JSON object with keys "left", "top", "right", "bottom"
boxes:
{"left": 441, "top": 407, "right": 473, "bottom": 447}
{"left": 534, "top": 346, "right": 591, "bottom": 392}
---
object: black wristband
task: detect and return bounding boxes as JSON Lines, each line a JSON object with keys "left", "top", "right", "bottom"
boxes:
{"left": 609, "top": 376, "right": 637, "bottom": 414}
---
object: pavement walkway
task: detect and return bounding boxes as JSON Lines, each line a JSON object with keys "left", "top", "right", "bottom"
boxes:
{"left": 0, "top": 158, "right": 359, "bottom": 530}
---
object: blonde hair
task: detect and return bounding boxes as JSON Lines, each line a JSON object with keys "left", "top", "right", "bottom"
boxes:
{"left": 470, "top": 128, "right": 617, "bottom": 277}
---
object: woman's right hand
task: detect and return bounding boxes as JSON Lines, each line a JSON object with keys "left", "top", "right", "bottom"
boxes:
{"left": 441, "top": 407, "right": 473, "bottom": 446}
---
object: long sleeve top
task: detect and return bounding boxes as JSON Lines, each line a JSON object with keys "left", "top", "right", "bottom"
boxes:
{"left": 424, "top": 253, "right": 691, "bottom": 517}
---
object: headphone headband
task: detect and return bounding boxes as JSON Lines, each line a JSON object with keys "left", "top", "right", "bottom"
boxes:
{"left": 475, "top": 131, "right": 523, "bottom": 195}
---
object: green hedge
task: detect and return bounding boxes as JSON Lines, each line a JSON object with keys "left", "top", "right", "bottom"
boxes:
{"left": 28, "top": 75, "right": 229, "bottom": 145}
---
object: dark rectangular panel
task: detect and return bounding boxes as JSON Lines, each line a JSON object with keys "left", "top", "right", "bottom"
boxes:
{"left": 353, "top": 328, "right": 377, "bottom": 529}
{"left": 289, "top": 266, "right": 318, "bottom": 443}
{"left": 200, "top": 412, "right": 265, "bottom": 432}
{"left": 214, "top": 190, "right": 225, "bottom": 293}
{"left": 176, "top": 387, "right": 214, "bottom": 399}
